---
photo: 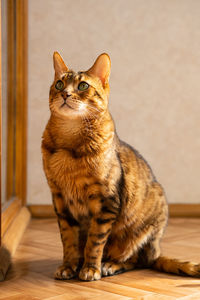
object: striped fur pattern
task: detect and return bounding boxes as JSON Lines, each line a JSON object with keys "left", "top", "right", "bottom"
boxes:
{"left": 41, "top": 52, "right": 200, "bottom": 281}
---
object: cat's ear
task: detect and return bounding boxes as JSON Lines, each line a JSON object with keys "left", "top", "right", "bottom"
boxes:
{"left": 53, "top": 51, "right": 69, "bottom": 76}
{"left": 87, "top": 53, "right": 111, "bottom": 87}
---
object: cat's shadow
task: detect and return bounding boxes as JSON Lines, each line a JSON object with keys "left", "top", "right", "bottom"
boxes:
{"left": 4, "top": 258, "right": 200, "bottom": 289}
{"left": 4, "top": 258, "right": 64, "bottom": 282}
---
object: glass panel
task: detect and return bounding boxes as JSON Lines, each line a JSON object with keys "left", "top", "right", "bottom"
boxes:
{"left": 1, "top": 0, "right": 8, "bottom": 205}
{"left": 1, "top": 0, "right": 16, "bottom": 205}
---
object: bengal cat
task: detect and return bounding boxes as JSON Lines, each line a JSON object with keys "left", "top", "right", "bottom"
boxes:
{"left": 41, "top": 52, "right": 200, "bottom": 281}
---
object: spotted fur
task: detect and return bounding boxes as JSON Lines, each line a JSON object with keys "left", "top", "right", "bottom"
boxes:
{"left": 42, "top": 52, "right": 200, "bottom": 281}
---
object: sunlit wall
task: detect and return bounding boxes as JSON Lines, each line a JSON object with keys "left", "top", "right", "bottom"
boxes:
{"left": 28, "top": 0, "right": 200, "bottom": 204}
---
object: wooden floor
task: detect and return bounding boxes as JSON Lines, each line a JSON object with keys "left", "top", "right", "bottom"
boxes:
{"left": 1, "top": 218, "right": 200, "bottom": 300}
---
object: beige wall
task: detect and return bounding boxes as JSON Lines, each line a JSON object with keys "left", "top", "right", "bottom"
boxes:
{"left": 28, "top": 0, "right": 200, "bottom": 205}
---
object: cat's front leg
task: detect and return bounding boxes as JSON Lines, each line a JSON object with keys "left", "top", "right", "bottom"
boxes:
{"left": 79, "top": 197, "right": 118, "bottom": 281}
{"left": 52, "top": 192, "right": 80, "bottom": 280}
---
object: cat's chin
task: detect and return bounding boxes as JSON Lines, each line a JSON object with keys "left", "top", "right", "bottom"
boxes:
{"left": 55, "top": 106, "right": 84, "bottom": 120}
{"left": 60, "top": 103, "right": 74, "bottom": 112}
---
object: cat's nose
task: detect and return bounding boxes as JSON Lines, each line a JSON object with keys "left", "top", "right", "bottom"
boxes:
{"left": 61, "top": 92, "right": 71, "bottom": 100}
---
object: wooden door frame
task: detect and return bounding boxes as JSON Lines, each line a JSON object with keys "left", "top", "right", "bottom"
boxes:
{"left": 6, "top": 0, "right": 28, "bottom": 205}
{"left": 0, "top": 0, "right": 2, "bottom": 248}
{"left": 0, "top": 0, "right": 30, "bottom": 281}
{"left": 2, "top": 0, "right": 28, "bottom": 233}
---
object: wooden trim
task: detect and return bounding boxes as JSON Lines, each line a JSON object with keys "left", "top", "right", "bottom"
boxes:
{"left": 169, "top": 204, "right": 200, "bottom": 218}
{"left": 29, "top": 205, "right": 56, "bottom": 218}
{"left": 0, "top": 0, "right": 2, "bottom": 245}
{"left": 0, "top": 1, "right": 28, "bottom": 279}
{"left": 0, "top": 206, "right": 31, "bottom": 281}
{"left": 6, "top": 0, "right": 28, "bottom": 204}
{"left": 28, "top": 204, "right": 200, "bottom": 219}
{"left": 1, "top": 198, "right": 21, "bottom": 236}
{"left": 2, "top": 207, "right": 31, "bottom": 256}
{"left": 15, "top": 0, "right": 28, "bottom": 205}
{"left": 6, "top": 0, "right": 16, "bottom": 201}
{"left": 0, "top": 247, "right": 10, "bottom": 281}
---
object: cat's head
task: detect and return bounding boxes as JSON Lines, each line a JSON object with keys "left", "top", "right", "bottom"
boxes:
{"left": 49, "top": 52, "right": 111, "bottom": 120}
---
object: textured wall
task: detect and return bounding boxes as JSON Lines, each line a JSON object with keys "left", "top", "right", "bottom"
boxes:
{"left": 28, "top": 0, "right": 200, "bottom": 205}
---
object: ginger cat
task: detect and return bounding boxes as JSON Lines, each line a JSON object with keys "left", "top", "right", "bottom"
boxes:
{"left": 42, "top": 52, "right": 200, "bottom": 281}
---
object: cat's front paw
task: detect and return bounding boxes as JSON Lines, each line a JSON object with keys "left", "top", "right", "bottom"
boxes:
{"left": 79, "top": 265, "right": 101, "bottom": 281}
{"left": 54, "top": 264, "right": 77, "bottom": 280}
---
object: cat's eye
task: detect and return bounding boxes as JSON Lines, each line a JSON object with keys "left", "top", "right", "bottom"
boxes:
{"left": 55, "top": 80, "right": 64, "bottom": 91}
{"left": 78, "top": 81, "right": 89, "bottom": 91}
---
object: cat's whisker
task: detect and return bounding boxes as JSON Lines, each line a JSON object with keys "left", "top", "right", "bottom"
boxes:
{"left": 67, "top": 98, "right": 102, "bottom": 114}
{"left": 87, "top": 105, "right": 102, "bottom": 114}
{"left": 67, "top": 100, "right": 101, "bottom": 120}
{"left": 84, "top": 98, "right": 103, "bottom": 114}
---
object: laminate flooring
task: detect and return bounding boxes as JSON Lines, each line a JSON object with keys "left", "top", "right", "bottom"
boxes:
{"left": 1, "top": 218, "right": 200, "bottom": 299}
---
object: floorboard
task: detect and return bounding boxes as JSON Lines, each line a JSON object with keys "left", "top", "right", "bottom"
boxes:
{"left": 0, "top": 218, "right": 200, "bottom": 299}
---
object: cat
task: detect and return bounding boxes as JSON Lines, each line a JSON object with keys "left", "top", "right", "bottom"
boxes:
{"left": 41, "top": 52, "right": 200, "bottom": 281}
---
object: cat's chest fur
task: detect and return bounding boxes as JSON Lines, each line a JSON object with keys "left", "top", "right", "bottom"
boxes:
{"left": 47, "top": 148, "right": 103, "bottom": 220}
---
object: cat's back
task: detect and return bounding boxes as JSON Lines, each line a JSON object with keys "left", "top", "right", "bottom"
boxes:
{"left": 117, "top": 139, "right": 156, "bottom": 185}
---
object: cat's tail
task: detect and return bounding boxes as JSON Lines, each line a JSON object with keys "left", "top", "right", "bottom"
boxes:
{"left": 152, "top": 256, "right": 200, "bottom": 277}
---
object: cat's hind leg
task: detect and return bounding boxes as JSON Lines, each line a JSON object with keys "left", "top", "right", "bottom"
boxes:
{"left": 102, "top": 258, "right": 136, "bottom": 276}
{"left": 102, "top": 238, "right": 160, "bottom": 276}
{"left": 137, "top": 238, "right": 161, "bottom": 267}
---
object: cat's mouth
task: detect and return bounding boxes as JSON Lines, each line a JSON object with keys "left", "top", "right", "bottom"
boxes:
{"left": 60, "top": 101, "right": 74, "bottom": 110}
{"left": 59, "top": 98, "right": 86, "bottom": 113}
